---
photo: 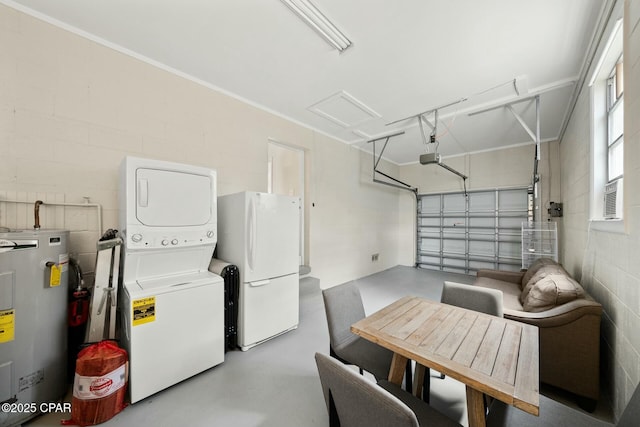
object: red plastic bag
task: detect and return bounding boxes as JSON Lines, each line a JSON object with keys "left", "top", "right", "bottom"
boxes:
{"left": 62, "top": 341, "right": 128, "bottom": 426}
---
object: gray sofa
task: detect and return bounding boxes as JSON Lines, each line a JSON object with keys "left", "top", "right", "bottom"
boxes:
{"left": 473, "top": 259, "right": 602, "bottom": 409}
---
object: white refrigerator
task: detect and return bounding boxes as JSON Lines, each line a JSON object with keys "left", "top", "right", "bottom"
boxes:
{"left": 217, "top": 191, "right": 300, "bottom": 351}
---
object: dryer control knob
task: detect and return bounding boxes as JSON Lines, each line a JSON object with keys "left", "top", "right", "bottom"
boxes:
{"left": 161, "top": 239, "right": 169, "bottom": 246}
{"left": 207, "top": 230, "right": 214, "bottom": 238}
{"left": 132, "top": 234, "right": 143, "bottom": 243}
{"left": 171, "top": 239, "right": 178, "bottom": 245}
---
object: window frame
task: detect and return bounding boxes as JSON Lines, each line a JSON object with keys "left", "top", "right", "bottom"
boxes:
{"left": 587, "top": 11, "right": 624, "bottom": 230}
{"left": 606, "top": 58, "right": 624, "bottom": 183}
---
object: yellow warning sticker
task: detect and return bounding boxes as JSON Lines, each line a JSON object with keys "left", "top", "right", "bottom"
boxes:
{"left": 0, "top": 309, "right": 15, "bottom": 343}
{"left": 50, "top": 264, "right": 61, "bottom": 287}
{"left": 132, "top": 297, "right": 156, "bottom": 326}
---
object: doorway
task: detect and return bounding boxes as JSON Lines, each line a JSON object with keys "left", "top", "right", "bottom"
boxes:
{"left": 267, "top": 139, "right": 305, "bottom": 266}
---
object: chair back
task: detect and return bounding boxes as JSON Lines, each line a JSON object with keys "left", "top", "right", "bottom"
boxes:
{"left": 617, "top": 381, "right": 640, "bottom": 427}
{"left": 315, "top": 352, "right": 419, "bottom": 427}
{"left": 322, "top": 282, "right": 367, "bottom": 351}
{"left": 441, "top": 281, "right": 503, "bottom": 317}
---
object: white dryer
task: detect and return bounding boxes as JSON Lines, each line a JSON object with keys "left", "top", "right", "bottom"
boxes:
{"left": 119, "top": 156, "right": 224, "bottom": 403}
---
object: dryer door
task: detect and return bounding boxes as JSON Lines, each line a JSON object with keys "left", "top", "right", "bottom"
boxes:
{"left": 135, "top": 168, "right": 212, "bottom": 227}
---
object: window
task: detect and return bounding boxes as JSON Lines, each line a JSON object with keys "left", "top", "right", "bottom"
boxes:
{"left": 588, "top": 12, "right": 624, "bottom": 225}
{"left": 607, "top": 59, "right": 624, "bottom": 182}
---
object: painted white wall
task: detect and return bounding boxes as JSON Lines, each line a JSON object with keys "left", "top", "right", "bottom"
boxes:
{"left": 0, "top": 4, "right": 401, "bottom": 289}
{"left": 559, "top": 0, "right": 640, "bottom": 418}
{"left": 0, "top": 4, "right": 563, "bottom": 291}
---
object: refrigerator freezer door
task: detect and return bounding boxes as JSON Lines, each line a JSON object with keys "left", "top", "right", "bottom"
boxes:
{"left": 244, "top": 193, "right": 299, "bottom": 283}
{"left": 239, "top": 273, "right": 299, "bottom": 350}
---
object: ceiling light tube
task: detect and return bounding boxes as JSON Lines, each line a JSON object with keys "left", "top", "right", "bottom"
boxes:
{"left": 280, "top": 0, "right": 352, "bottom": 51}
{"left": 299, "top": 1, "right": 350, "bottom": 46}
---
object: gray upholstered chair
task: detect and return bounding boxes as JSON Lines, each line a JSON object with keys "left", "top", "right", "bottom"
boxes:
{"left": 422, "top": 281, "right": 504, "bottom": 402}
{"left": 322, "top": 282, "right": 412, "bottom": 388}
{"left": 486, "top": 381, "right": 640, "bottom": 427}
{"left": 441, "top": 281, "right": 504, "bottom": 317}
{"left": 315, "top": 352, "right": 461, "bottom": 427}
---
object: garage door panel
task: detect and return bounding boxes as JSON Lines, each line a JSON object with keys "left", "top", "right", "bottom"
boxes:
{"left": 420, "top": 217, "right": 440, "bottom": 227}
{"left": 443, "top": 194, "right": 466, "bottom": 212}
{"left": 469, "top": 217, "right": 494, "bottom": 228}
{"left": 420, "top": 196, "right": 441, "bottom": 213}
{"left": 417, "top": 188, "right": 530, "bottom": 274}
{"left": 442, "top": 239, "right": 465, "bottom": 254}
{"left": 469, "top": 240, "right": 495, "bottom": 256}
{"left": 499, "top": 190, "right": 528, "bottom": 210}
{"left": 468, "top": 192, "right": 495, "bottom": 211}
{"left": 420, "top": 237, "right": 440, "bottom": 252}
{"left": 499, "top": 217, "right": 524, "bottom": 229}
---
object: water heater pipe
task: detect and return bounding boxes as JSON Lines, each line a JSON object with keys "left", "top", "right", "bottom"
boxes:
{"left": 1, "top": 198, "right": 103, "bottom": 235}
{"left": 34, "top": 200, "right": 43, "bottom": 229}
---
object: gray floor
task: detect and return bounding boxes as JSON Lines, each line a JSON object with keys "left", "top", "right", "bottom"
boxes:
{"left": 26, "top": 265, "right": 611, "bottom": 427}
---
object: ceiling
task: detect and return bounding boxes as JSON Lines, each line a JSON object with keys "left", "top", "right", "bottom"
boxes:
{"left": 8, "top": 0, "right": 605, "bottom": 165}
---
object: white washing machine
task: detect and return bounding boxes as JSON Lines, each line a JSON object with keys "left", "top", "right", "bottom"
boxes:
{"left": 119, "top": 156, "right": 225, "bottom": 403}
{"left": 121, "top": 271, "right": 223, "bottom": 403}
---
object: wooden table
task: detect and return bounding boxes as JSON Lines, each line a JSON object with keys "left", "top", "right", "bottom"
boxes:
{"left": 351, "top": 296, "right": 539, "bottom": 427}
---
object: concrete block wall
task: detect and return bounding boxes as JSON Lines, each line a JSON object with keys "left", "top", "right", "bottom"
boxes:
{"left": 0, "top": 4, "right": 403, "bottom": 289}
{"left": 559, "top": 0, "right": 640, "bottom": 418}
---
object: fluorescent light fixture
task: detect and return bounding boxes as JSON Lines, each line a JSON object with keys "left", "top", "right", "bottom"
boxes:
{"left": 280, "top": 0, "right": 352, "bottom": 52}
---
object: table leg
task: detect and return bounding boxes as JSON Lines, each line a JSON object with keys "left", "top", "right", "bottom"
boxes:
{"left": 388, "top": 353, "right": 408, "bottom": 385}
{"left": 413, "top": 364, "right": 426, "bottom": 399}
{"left": 466, "top": 386, "right": 486, "bottom": 427}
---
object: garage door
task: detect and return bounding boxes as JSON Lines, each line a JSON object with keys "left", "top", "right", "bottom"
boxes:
{"left": 417, "top": 188, "right": 531, "bottom": 274}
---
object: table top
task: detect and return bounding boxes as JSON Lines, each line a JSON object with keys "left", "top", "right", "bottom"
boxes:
{"left": 351, "top": 296, "right": 539, "bottom": 416}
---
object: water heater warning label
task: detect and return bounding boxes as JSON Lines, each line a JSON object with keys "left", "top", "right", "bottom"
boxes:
{"left": 49, "top": 265, "right": 61, "bottom": 287}
{"left": 19, "top": 369, "right": 44, "bottom": 392}
{"left": 132, "top": 297, "right": 155, "bottom": 326}
{"left": 0, "top": 309, "right": 15, "bottom": 343}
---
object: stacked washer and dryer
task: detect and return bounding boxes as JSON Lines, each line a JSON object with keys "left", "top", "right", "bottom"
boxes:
{"left": 1, "top": 156, "right": 298, "bottom": 417}
{"left": 118, "top": 156, "right": 225, "bottom": 403}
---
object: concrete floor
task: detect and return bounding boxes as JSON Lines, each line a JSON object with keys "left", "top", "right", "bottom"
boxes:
{"left": 25, "top": 265, "right": 611, "bottom": 427}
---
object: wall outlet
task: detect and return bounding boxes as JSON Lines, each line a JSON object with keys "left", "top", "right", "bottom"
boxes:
{"left": 371, "top": 253, "right": 379, "bottom": 262}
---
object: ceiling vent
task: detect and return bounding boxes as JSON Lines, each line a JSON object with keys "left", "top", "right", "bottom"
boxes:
{"left": 308, "top": 91, "right": 380, "bottom": 128}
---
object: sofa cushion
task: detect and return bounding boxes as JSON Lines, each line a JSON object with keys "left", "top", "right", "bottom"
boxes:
{"left": 522, "top": 274, "right": 586, "bottom": 313}
{"left": 474, "top": 277, "right": 523, "bottom": 311}
{"left": 521, "top": 258, "right": 559, "bottom": 288}
{"left": 520, "top": 264, "right": 569, "bottom": 305}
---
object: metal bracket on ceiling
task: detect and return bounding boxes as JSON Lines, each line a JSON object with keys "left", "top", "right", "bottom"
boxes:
{"left": 367, "top": 131, "right": 418, "bottom": 197}
{"left": 468, "top": 94, "right": 541, "bottom": 186}
{"left": 386, "top": 97, "right": 467, "bottom": 129}
{"left": 469, "top": 94, "right": 541, "bottom": 220}
{"left": 418, "top": 110, "right": 437, "bottom": 151}
{"left": 386, "top": 98, "right": 469, "bottom": 196}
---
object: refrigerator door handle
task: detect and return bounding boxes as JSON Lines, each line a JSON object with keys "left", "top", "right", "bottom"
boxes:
{"left": 249, "top": 279, "right": 270, "bottom": 287}
{"left": 247, "top": 196, "right": 256, "bottom": 272}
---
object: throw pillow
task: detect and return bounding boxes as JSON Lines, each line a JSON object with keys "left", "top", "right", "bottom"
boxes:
{"left": 522, "top": 274, "right": 585, "bottom": 312}
{"left": 521, "top": 257, "right": 559, "bottom": 288}
{"left": 520, "top": 264, "right": 569, "bottom": 305}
